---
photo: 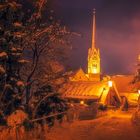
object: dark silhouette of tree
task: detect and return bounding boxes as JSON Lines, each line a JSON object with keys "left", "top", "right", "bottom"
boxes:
{"left": 0, "top": 0, "right": 70, "bottom": 127}
{"left": 0, "top": 0, "right": 27, "bottom": 117}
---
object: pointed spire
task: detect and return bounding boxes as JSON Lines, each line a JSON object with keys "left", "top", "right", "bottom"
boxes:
{"left": 92, "top": 8, "right": 96, "bottom": 49}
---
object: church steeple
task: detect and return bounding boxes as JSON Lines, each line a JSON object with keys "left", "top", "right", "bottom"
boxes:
{"left": 88, "top": 9, "right": 101, "bottom": 81}
{"left": 92, "top": 9, "right": 96, "bottom": 49}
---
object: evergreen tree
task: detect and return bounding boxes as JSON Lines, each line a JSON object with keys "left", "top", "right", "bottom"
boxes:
{"left": 0, "top": 0, "right": 26, "bottom": 116}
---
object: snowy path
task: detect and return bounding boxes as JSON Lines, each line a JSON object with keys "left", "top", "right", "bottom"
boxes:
{"left": 47, "top": 110, "right": 140, "bottom": 140}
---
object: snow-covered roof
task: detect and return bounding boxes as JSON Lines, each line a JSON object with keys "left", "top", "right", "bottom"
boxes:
{"left": 60, "top": 81, "right": 121, "bottom": 105}
{"left": 111, "top": 75, "right": 139, "bottom": 93}
{"left": 61, "top": 81, "right": 105, "bottom": 98}
{"left": 69, "top": 68, "right": 89, "bottom": 81}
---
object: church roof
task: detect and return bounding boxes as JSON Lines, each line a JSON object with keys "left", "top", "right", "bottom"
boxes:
{"left": 69, "top": 68, "right": 89, "bottom": 81}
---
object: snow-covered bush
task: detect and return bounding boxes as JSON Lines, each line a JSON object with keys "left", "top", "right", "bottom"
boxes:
{"left": 7, "top": 110, "right": 28, "bottom": 127}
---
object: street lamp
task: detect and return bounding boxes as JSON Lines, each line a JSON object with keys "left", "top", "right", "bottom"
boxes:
{"left": 80, "top": 100, "right": 84, "bottom": 105}
{"left": 108, "top": 80, "right": 113, "bottom": 87}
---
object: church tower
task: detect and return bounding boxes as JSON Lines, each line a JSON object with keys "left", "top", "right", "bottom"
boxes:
{"left": 88, "top": 9, "right": 101, "bottom": 81}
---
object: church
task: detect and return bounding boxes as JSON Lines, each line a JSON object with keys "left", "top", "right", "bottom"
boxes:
{"left": 60, "top": 10, "right": 139, "bottom": 107}
{"left": 60, "top": 10, "right": 122, "bottom": 107}
{"left": 70, "top": 9, "right": 101, "bottom": 82}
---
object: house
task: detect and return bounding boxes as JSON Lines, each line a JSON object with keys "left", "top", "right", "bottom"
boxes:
{"left": 111, "top": 75, "right": 140, "bottom": 106}
{"left": 60, "top": 81, "right": 121, "bottom": 107}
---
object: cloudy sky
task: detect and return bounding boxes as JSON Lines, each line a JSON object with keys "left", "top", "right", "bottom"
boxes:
{"left": 51, "top": 0, "right": 140, "bottom": 74}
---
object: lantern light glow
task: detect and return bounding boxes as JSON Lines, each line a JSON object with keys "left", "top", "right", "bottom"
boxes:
{"left": 80, "top": 100, "right": 84, "bottom": 105}
{"left": 108, "top": 81, "right": 113, "bottom": 87}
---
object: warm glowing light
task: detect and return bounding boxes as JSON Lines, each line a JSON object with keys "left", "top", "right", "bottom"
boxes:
{"left": 93, "top": 68, "right": 97, "bottom": 74}
{"left": 138, "top": 90, "right": 140, "bottom": 94}
{"left": 80, "top": 100, "right": 84, "bottom": 105}
{"left": 138, "top": 55, "right": 140, "bottom": 61}
{"left": 108, "top": 81, "right": 113, "bottom": 87}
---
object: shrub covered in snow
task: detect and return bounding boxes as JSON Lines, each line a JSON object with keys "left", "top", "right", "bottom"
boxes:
{"left": 7, "top": 110, "right": 28, "bottom": 127}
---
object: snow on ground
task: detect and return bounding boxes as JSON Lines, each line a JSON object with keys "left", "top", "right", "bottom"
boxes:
{"left": 47, "top": 109, "right": 140, "bottom": 140}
